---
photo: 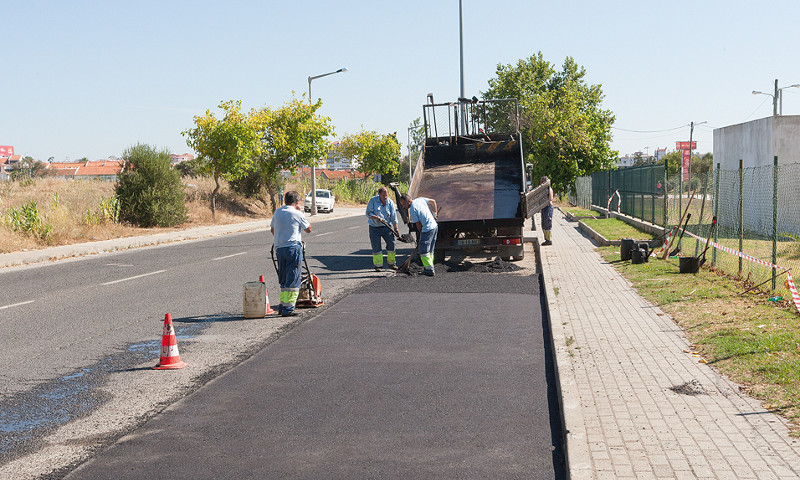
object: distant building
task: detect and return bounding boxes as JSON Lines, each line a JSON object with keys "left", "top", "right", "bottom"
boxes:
{"left": 655, "top": 148, "right": 667, "bottom": 162}
{"left": 0, "top": 155, "right": 21, "bottom": 180}
{"left": 326, "top": 142, "right": 353, "bottom": 170}
{"left": 45, "top": 159, "right": 124, "bottom": 181}
{"left": 170, "top": 153, "right": 195, "bottom": 165}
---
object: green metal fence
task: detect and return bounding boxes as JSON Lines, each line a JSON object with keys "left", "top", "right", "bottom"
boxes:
{"left": 590, "top": 163, "right": 666, "bottom": 226}
{"left": 580, "top": 159, "right": 800, "bottom": 300}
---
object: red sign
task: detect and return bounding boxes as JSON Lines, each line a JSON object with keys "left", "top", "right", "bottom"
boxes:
{"left": 682, "top": 150, "right": 691, "bottom": 181}
{"left": 0, "top": 145, "right": 13, "bottom": 156}
{"left": 676, "top": 141, "right": 696, "bottom": 151}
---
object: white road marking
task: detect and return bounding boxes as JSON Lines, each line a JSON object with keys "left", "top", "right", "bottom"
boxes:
{"left": 315, "top": 232, "right": 333, "bottom": 237}
{"left": 213, "top": 252, "right": 248, "bottom": 261}
{"left": 102, "top": 270, "right": 167, "bottom": 286}
{"left": 0, "top": 300, "right": 34, "bottom": 310}
{"left": 347, "top": 226, "right": 360, "bottom": 230}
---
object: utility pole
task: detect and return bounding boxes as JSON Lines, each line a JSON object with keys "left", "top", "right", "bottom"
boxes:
{"left": 773, "top": 79, "right": 779, "bottom": 116}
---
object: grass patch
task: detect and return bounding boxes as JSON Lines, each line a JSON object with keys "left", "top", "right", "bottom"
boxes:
{"left": 561, "top": 206, "right": 596, "bottom": 217}
{"left": 598, "top": 245, "right": 800, "bottom": 435}
{"left": 582, "top": 217, "right": 656, "bottom": 241}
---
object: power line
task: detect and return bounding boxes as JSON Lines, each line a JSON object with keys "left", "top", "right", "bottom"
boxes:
{"left": 611, "top": 124, "right": 689, "bottom": 134}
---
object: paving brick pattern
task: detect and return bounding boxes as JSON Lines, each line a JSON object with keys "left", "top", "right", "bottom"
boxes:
{"left": 539, "top": 210, "right": 800, "bottom": 479}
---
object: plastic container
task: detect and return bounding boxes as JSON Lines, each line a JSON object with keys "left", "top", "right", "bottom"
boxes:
{"left": 620, "top": 238, "right": 635, "bottom": 261}
{"left": 243, "top": 281, "right": 267, "bottom": 318}
{"left": 631, "top": 247, "right": 648, "bottom": 264}
{"left": 679, "top": 257, "right": 699, "bottom": 274}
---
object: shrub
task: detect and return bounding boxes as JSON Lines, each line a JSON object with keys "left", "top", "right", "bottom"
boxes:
{"left": 115, "top": 144, "right": 187, "bottom": 227}
{"left": 5, "top": 201, "right": 53, "bottom": 240}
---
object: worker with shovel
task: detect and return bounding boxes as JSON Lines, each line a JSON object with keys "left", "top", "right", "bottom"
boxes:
{"left": 366, "top": 186, "right": 400, "bottom": 271}
{"left": 399, "top": 193, "right": 438, "bottom": 277}
{"left": 270, "top": 191, "right": 312, "bottom": 317}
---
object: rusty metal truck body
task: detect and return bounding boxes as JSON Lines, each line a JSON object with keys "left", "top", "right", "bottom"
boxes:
{"left": 404, "top": 99, "right": 550, "bottom": 262}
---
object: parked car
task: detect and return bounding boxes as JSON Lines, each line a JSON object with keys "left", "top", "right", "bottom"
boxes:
{"left": 304, "top": 189, "right": 335, "bottom": 213}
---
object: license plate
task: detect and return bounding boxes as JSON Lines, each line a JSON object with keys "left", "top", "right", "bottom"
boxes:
{"left": 457, "top": 238, "right": 480, "bottom": 246}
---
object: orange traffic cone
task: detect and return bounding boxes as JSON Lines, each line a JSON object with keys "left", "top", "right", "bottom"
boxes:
{"left": 260, "top": 275, "right": 275, "bottom": 314}
{"left": 153, "top": 313, "right": 187, "bottom": 370}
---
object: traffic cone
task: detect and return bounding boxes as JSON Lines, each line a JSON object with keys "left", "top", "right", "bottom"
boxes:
{"left": 260, "top": 275, "right": 275, "bottom": 314}
{"left": 153, "top": 313, "right": 187, "bottom": 370}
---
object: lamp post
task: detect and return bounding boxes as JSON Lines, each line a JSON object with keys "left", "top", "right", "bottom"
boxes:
{"left": 753, "top": 79, "right": 800, "bottom": 116}
{"left": 307, "top": 67, "right": 347, "bottom": 215}
{"left": 687, "top": 121, "right": 707, "bottom": 182}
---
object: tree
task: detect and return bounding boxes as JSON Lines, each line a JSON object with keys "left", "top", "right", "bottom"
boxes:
{"left": 663, "top": 151, "right": 682, "bottom": 175}
{"left": 339, "top": 130, "right": 402, "bottom": 183}
{"left": 11, "top": 156, "right": 47, "bottom": 179}
{"left": 692, "top": 152, "right": 713, "bottom": 175}
{"left": 115, "top": 144, "right": 187, "bottom": 227}
{"left": 482, "top": 52, "right": 617, "bottom": 194}
{"left": 182, "top": 100, "right": 262, "bottom": 219}
{"left": 252, "top": 95, "right": 334, "bottom": 212}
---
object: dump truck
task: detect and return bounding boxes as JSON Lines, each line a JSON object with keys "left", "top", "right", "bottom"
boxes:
{"left": 397, "top": 98, "right": 551, "bottom": 262}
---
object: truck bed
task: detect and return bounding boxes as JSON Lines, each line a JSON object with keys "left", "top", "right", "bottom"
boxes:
{"left": 411, "top": 139, "right": 523, "bottom": 223}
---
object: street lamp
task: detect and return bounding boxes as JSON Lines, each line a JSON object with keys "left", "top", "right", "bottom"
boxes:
{"left": 307, "top": 67, "right": 347, "bottom": 215}
{"left": 752, "top": 79, "right": 800, "bottom": 115}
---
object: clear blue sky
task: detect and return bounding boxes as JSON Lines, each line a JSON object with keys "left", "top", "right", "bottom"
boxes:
{"left": 4, "top": 0, "right": 799, "bottom": 162}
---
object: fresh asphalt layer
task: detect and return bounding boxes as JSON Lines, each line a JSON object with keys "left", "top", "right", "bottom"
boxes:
{"left": 65, "top": 262, "right": 565, "bottom": 479}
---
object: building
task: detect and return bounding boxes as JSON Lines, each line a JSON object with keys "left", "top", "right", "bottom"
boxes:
{"left": 170, "top": 153, "right": 195, "bottom": 165}
{"left": 46, "top": 159, "right": 124, "bottom": 181}
{"left": 0, "top": 155, "right": 21, "bottom": 180}
{"left": 326, "top": 142, "right": 353, "bottom": 170}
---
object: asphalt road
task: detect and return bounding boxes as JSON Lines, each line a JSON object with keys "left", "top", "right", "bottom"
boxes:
{"left": 0, "top": 213, "right": 564, "bottom": 479}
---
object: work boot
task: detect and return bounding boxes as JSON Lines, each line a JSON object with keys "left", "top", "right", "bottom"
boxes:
{"left": 542, "top": 240, "right": 552, "bottom": 246}
{"left": 423, "top": 268, "right": 435, "bottom": 277}
{"left": 388, "top": 263, "right": 398, "bottom": 270}
{"left": 374, "top": 266, "right": 383, "bottom": 272}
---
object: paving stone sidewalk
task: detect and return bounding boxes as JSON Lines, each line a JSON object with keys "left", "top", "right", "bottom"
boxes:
{"left": 539, "top": 209, "right": 800, "bottom": 480}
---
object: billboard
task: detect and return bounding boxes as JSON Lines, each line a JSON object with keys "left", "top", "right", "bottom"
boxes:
{"left": 675, "top": 141, "right": 696, "bottom": 151}
{"left": 0, "top": 146, "right": 13, "bottom": 156}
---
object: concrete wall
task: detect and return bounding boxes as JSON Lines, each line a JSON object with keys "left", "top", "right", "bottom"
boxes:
{"left": 713, "top": 115, "right": 800, "bottom": 168}
{"left": 713, "top": 116, "right": 800, "bottom": 237}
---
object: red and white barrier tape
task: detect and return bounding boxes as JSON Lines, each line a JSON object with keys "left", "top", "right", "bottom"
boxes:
{"left": 681, "top": 230, "right": 800, "bottom": 314}
{"left": 606, "top": 190, "right": 621, "bottom": 217}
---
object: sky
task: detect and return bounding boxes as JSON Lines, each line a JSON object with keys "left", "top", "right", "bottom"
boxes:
{"left": 4, "top": 0, "right": 800, "bottom": 162}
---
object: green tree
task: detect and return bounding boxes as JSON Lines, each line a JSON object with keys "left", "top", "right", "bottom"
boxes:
{"left": 482, "top": 52, "right": 617, "bottom": 194}
{"left": 252, "top": 95, "right": 334, "bottom": 212}
{"left": 663, "top": 151, "right": 682, "bottom": 175}
{"left": 11, "top": 156, "right": 47, "bottom": 179}
{"left": 115, "top": 144, "right": 187, "bottom": 227}
{"left": 692, "top": 152, "right": 713, "bottom": 175}
{"left": 340, "top": 130, "right": 402, "bottom": 183}
{"left": 182, "top": 100, "right": 262, "bottom": 219}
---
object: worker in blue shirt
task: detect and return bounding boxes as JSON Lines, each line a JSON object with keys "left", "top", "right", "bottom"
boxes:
{"left": 366, "top": 186, "right": 399, "bottom": 271}
{"left": 399, "top": 193, "right": 438, "bottom": 276}
{"left": 270, "top": 191, "right": 312, "bottom": 316}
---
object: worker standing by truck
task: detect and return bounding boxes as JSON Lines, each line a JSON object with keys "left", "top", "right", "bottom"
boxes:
{"left": 270, "top": 191, "right": 312, "bottom": 316}
{"left": 399, "top": 194, "right": 438, "bottom": 277}
{"left": 366, "top": 186, "right": 400, "bottom": 271}
{"left": 540, "top": 176, "right": 555, "bottom": 246}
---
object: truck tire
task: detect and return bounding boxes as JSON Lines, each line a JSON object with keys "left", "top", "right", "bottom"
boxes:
{"left": 500, "top": 246, "right": 524, "bottom": 262}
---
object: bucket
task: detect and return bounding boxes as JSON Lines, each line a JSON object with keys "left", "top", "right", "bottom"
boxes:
{"left": 620, "top": 238, "right": 635, "bottom": 261}
{"left": 638, "top": 242, "right": 650, "bottom": 262}
{"left": 243, "top": 281, "right": 267, "bottom": 318}
{"left": 679, "top": 257, "right": 700, "bottom": 274}
{"left": 631, "top": 247, "right": 647, "bottom": 264}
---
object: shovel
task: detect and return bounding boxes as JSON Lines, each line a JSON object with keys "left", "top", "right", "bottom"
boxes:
{"left": 377, "top": 217, "right": 414, "bottom": 243}
{"left": 398, "top": 242, "right": 419, "bottom": 273}
{"left": 668, "top": 213, "right": 691, "bottom": 257}
{"left": 697, "top": 216, "right": 717, "bottom": 269}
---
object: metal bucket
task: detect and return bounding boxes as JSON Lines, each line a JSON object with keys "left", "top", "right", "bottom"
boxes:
{"left": 620, "top": 238, "right": 635, "bottom": 261}
{"left": 679, "top": 257, "right": 700, "bottom": 274}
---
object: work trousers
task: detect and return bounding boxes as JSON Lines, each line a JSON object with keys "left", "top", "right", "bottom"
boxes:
{"left": 275, "top": 243, "right": 302, "bottom": 315}
{"left": 369, "top": 225, "right": 396, "bottom": 267}
{"left": 418, "top": 226, "right": 438, "bottom": 272}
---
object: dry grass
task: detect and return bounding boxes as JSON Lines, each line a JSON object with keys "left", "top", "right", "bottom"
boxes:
{"left": 0, "top": 177, "right": 272, "bottom": 254}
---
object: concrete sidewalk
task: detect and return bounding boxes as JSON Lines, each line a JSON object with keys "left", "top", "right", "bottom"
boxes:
{"left": 539, "top": 208, "right": 800, "bottom": 479}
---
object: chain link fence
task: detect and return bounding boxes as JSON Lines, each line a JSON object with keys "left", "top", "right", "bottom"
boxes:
{"left": 577, "top": 159, "right": 800, "bottom": 299}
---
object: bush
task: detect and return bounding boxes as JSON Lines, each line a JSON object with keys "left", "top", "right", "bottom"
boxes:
{"left": 115, "top": 144, "right": 187, "bottom": 227}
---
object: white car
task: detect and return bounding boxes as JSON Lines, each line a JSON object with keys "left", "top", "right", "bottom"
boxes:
{"left": 304, "top": 189, "right": 335, "bottom": 213}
